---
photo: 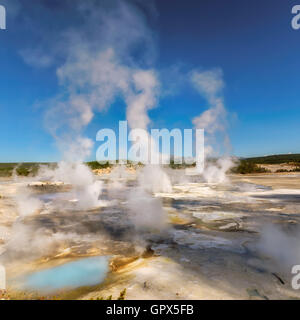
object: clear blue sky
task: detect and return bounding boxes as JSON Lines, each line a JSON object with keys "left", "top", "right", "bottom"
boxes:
{"left": 0, "top": 0, "right": 300, "bottom": 162}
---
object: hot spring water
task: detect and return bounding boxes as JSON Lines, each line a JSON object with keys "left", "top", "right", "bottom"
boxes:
{"left": 20, "top": 256, "right": 109, "bottom": 293}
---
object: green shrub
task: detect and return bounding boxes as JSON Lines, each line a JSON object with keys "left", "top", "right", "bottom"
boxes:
{"left": 231, "top": 160, "right": 269, "bottom": 174}
{"left": 86, "top": 161, "right": 111, "bottom": 170}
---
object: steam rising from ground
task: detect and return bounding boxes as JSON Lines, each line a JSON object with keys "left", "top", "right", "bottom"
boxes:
{"left": 2, "top": 2, "right": 300, "bottom": 299}
{"left": 4, "top": 222, "right": 90, "bottom": 261}
{"left": 15, "top": 189, "right": 43, "bottom": 218}
{"left": 258, "top": 224, "right": 300, "bottom": 272}
{"left": 138, "top": 165, "right": 172, "bottom": 194}
{"left": 127, "top": 188, "right": 166, "bottom": 231}
{"left": 203, "top": 158, "right": 234, "bottom": 184}
{"left": 5, "top": 0, "right": 236, "bottom": 257}
{"left": 40, "top": 162, "right": 104, "bottom": 210}
{"left": 44, "top": 0, "right": 172, "bottom": 195}
{"left": 191, "top": 69, "right": 234, "bottom": 183}
{"left": 17, "top": 1, "right": 234, "bottom": 188}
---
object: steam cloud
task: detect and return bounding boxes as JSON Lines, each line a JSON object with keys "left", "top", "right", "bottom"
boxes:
{"left": 191, "top": 69, "right": 234, "bottom": 183}
{"left": 257, "top": 224, "right": 300, "bottom": 273}
{"left": 6, "top": 1, "right": 234, "bottom": 234}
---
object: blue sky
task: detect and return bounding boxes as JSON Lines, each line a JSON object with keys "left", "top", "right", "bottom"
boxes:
{"left": 0, "top": 0, "right": 300, "bottom": 162}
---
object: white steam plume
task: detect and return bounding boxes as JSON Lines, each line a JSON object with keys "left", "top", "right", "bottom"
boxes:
{"left": 127, "top": 188, "right": 166, "bottom": 231}
{"left": 125, "top": 69, "right": 172, "bottom": 193}
{"left": 39, "top": 162, "right": 105, "bottom": 210}
{"left": 24, "top": 1, "right": 162, "bottom": 212}
{"left": 25, "top": 1, "right": 170, "bottom": 227}
{"left": 191, "top": 69, "right": 233, "bottom": 182}
{"left": 44, "top": 0, "right": 157, "bottom": 161}
{"left": 15, "top": 188, "right": 43, "bottom": 218}
{"left": 257, "top": 224, "right": 300, "bottom": 273}
{"left": 126, "top": 70, "right": 159, "bottom": 131}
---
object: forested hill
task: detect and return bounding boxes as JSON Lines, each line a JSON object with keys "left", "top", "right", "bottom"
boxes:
{"left": 245, "top": 154, "right": 300, "bottom": 164}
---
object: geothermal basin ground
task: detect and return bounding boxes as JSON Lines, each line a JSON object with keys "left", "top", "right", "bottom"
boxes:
{"left": 1, "top": 167, "right": 300, "bottom": 300}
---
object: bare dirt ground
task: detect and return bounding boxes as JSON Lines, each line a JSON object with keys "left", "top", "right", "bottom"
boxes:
{"left": 258, "top": 163, "right": 300, "bottom": 173}
{"left": 1, "top": 172, "right": 300, "bottom": 300}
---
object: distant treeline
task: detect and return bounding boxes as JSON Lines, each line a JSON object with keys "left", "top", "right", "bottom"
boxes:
{"left": 0, "top": 162, "right": 41, "bottom": 177}
{"left": 232, "top": 154, "right": 300, "bottom": 174}
{"left": 86, "top": 160, "right": 145, "bottom": 170}
{"left": 1, "top": 154, "right": 300, "bottom": 176}
{"left": 0, "top": 161, "right": 138, "bottom": 177}
{"left": 245, "top": 154, "right": 300, "bottom": 165}
{"left": 231, "top": 160, "right": 269, "bottom": 174}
